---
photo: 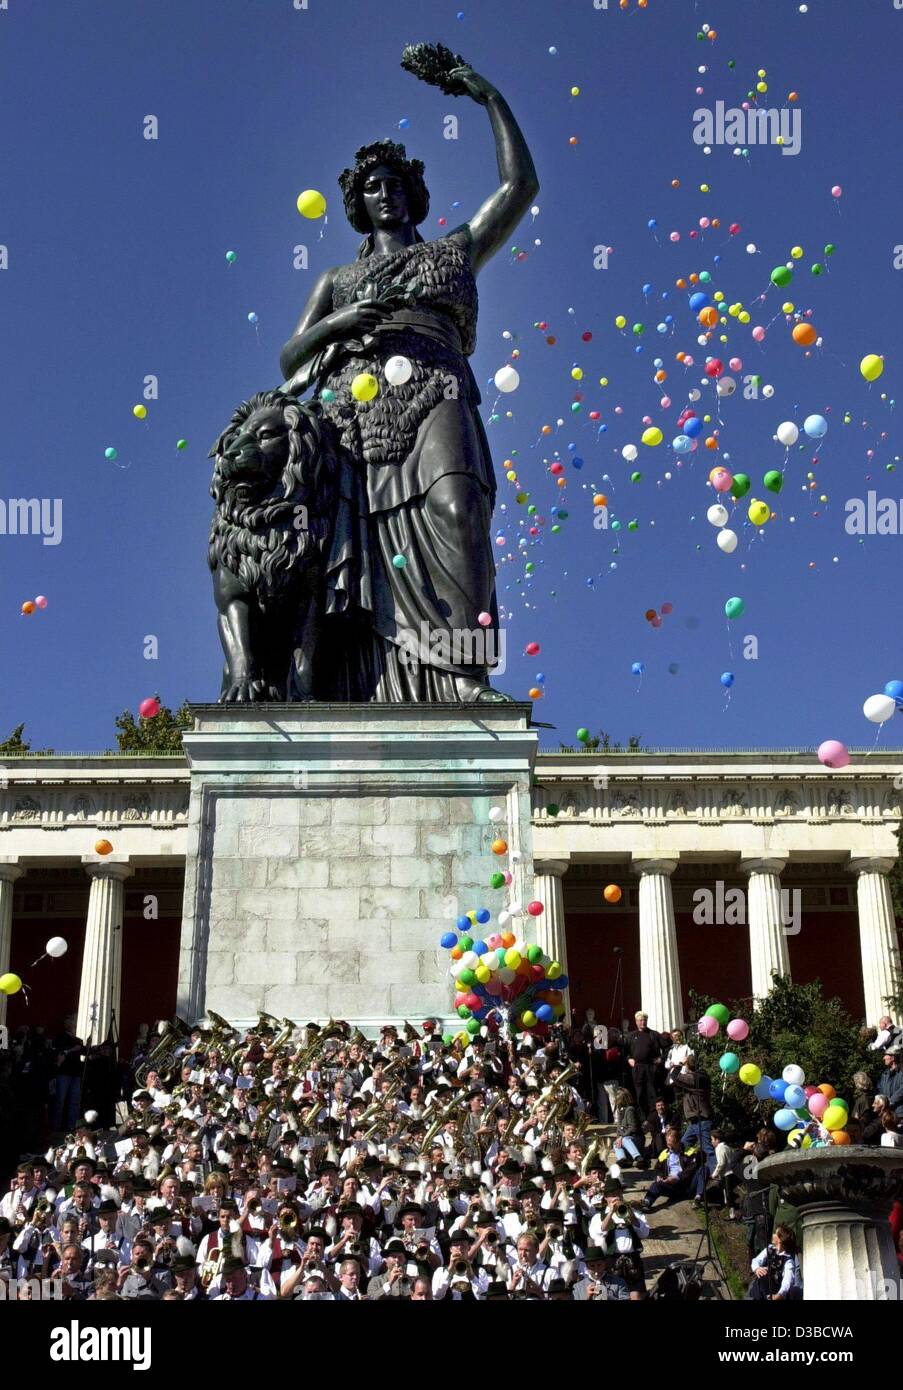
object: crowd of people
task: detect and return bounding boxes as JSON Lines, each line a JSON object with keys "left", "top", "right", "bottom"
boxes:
{"left": 1, "top": 1005, "right": 901, "bottom": 1302}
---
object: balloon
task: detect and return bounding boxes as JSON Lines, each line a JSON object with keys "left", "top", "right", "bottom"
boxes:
{"left": 724, "top": 597, "right": 745, "bottom": 619}
{"left": 782, "top": 1064, "right": 806, "bottom": 1087}
{"left": 769, "top": 1079, "right": 788, "bottom": 1102}
{"left": 94, "top": 839, "right": 113, "bottom": 856}
{"left": 697, "top": 1015, "right": 719, "bottom": 1038}
{"left": 440, "top": 932, "right": 458, "bottom": 949}
{"left": 351, "top": 373, "right": 379, "bottom": 402}
{"left": 225, "top": 250, "right": 237, "bottom": 264}
{"left": 296, "top": 189, "right": 327, "bottom": 219}
{"left": 521, "top": 1011, "right": 537, "bottom": 1028}
{"left": 721, "top": 672, "right": 734, "bottom": 688}
{"left": 495, "top": 365, "right": 520, "bottom": 393}
{"left": 622, "top": 444, "right": 638, "bottom": 463}
{"left": 818, "top": 740, "right": 850, "bottom": 769}
{"left": 641, "top": 427, "right": 663, "bottom": 447}
{"left": 784, "top": 1085, "right": 806, "bottom": 1109}
{"left": 771, "top": 266, "right": 793, "bottom": 287}
{"left": 823, "top": 1104, "right": 847, "bottom": 1131}
{"left": 748, "top": 499, "right": 771, "bottom": 526}
{"left": 707, "top": 504, "right": 729, "bottom": 528}
{"left": 804, "top": 415, "right": 828, "bottom": 439}
{"left": 884, "top": 680, "right": 903, "bottom": 705}
{"left": 739, "top": 1063, "right": 761, "bottom": 1086}
{"left": 391, "top": 554, "right": 407, "bottom": 570}
{"left": 132, "top": 404, "right": 147, "bottom": 420}
{"left": 35, "top": 595, "right": 48, "bottom": 609}
{"left": 385, "top": 355, "right": 413, "bottom": 386}
{"left": 788, "top": 1129, "right": 812, "bottom": 1149}
{"left": 526, "top": 901, "right": 544, "bottom": 916}
{"left": 754, "top": 1076, "right": 774, "bottom": 1100}
{"left": 730, "top": 473, "right": 751, "bottom": 499}
{"left": 727, "top": 1018, "right": 749, "bottom": 1041}
{"left": 719, "top": 1052, "right": 740, "bottom": 1074}
{"left": 247, "top": 313, "right": 258, "bottom": 324}
{"left": 774, "top": 1108, "right": 799, "bottom": 1132}
{"left": 763, "top": 472, "right": 783, "bottom": 495}
{"left": 139, "top": 697, "right": 161, "bottom": 719}
{"left": 488, "top": 806, "right": 505, "bottom": 823}
{"left": 0, "top": 972, "right": 22, "bottom": 995}
{"left": 46, "top": 936, "right": 68, "bottom": 958}
{"left": 863, "top": 694, "right": 896, "bottom": 724}
{"left": 603, "top": 884, "right": 622, "bottom": 904}
{"left": 704, "top": 1003, "right": 729, "bottom": 1025}
{"left": 777, "top": 421, "right": 799, "bottom": 447}
{"left": 105, "top": 448, "right": 118, "bottom": 461}
{"left": 711, "top": 469, "right": 733, "bottom": 493}
{"left": 21, "top": 602, "right": 35, "bottom": 616}
{"left": 860, "top": 354, "right": 884, "bottom": 383}
{"left": 792, "top": 324, "right": 817, "bottom": 347}
{"left": 818, "top": 1084, "right": 836, "bottom": 1100}
{"left": 717, "top": 529, "right": 738, "bottom": 554}
{"left": 831, "top": 1130, "right": 851, "bottom": 1145}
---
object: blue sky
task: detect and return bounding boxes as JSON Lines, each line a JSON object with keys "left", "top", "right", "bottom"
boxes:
{"left": 2, "top": 0, "right": 902, "bottom": 753}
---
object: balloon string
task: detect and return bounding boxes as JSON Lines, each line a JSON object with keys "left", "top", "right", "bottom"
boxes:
{"left": 26, "top": 952, "right": 48, "bottom": 970}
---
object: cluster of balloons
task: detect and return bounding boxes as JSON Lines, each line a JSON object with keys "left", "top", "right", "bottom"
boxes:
{"left": 862, "top": 679, "right": 903, "bottom": 726}
{"left": 757, "top": 1066, "right": 851, "bottom": 1146}
{"left": 644, "top": 601, "right": 672, "bottom": 629}
{"left": 20, "top": 596, "right": 48, "bottom": 617}
{"left": 439, "top": 804, "right": 564, "bottom": 1037}
{"left": 696, "top": 1003, "right": 750, "bottom": 1077}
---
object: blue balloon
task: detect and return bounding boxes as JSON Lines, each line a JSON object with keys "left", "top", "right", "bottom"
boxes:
{"left": 754, "top": 1076, "right": 774, "bottom": 1100}
{"left": 473, "top": 940, "right": 488, "bottom": 955}
{"left": 673, "top": 435, "right": 692, "bottom": 453}
{"left": 556, "top": 974, "right": 568, "bottom": 989}
{"left": 784, "top": 1084, "right": 806, "bottom": 1109}
{"left": 247, "top": 312, "right": 259, "bottom": 325}
{"left": 631, "top": 661, "right": 644, "bottom": 676}
{"left": 648, "top": 218, "right": 657, "bottom": 230}
{"left": 475, "top": 908, "right": 491, "bottom": 924}
{"left": 803, "top": 414, "right": 828, "bottom": 439}
{"left": 440, "top": 932, "right": 458, "bottom": 949}
{"left": 535, "top": 672, "right": 545, "bottom": 683}
{"left": 535, "top": 1004, "right": 553, "bottom": 1023}
{"left": 769, "top": 1079, "right": 788, "bottom": 1102}
{"left": 456, "top": 916, "right": 471, "bottom": 932}
{"left": 689, "top": 291, "right": 711, "bottom": 311}
{"left": 643, "top": 283, "right": 653, "bottom": 295}
{"left": 774, "top": 1107, "right": 799, "bottom": 1132}
{"left": 398, "top": 117, "right": 411, "bottom": 129}
{"left": 572, "top": 456, "right": 583, "bottom": 469}
{"left": 884, "top": 679, "right": 903, "bottom": 704}
{"left": 683, "top": 416, "right": 703, "bottom": 438}
{"left": 720, "top": 672, "right": 734, "bottom": 688}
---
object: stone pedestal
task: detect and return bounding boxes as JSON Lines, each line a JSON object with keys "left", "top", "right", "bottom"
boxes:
{"left": 178, "top": 704, "right": 538, "bottom": 1030}
{"left": 758, "top": 1148, "right": 903, "bottom": 1301}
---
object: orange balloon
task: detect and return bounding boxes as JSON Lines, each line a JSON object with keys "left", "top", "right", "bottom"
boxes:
{"left": 593, "top": 493, "right": 608, "bottom": 508}
{"left": 818, "top": 1084, "right": 836, "bottom": 1100}
{"left": 21, "top": 601, "right": 35, "bottom": 615}
{"left": 500, "top": 931, "right": 516, "bottom": 949}
{"left": 831, "top": 1130, "right": 851, "bottom": 1145}
{"left": 94, "top": 839, "right": 113, "bottom": 856}
{"left": 491, "top": 838, "right": 508, "bottom": 856}
{"left": 644, "top": 609, "right": 657, "bottom": 621}
{"left": 528, "top": 687, "right": 542, "bottom": 700}
{"left": 699, "top": 307, "right": 718, "bottom": 328}
{"left": 676, "top": 278, "right": 687, "bottom": 290}
{"left": 792, "top": 323, "right": 817, "bottom": 347}
{"left": 604, "top": 884, "right": 622, "bottom": 904}
{"left": 705, "top": 437, "right": 718, "bottom": 450}
{"left": 450, "top": 946, "right": 463, "bottom": 960}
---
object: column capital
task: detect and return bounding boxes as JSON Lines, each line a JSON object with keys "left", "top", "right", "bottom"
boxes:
{"left": 740, "top": 857, "right": 787, "bottom": 877}
{"left": 631, "top": 858, "right": 678, "bottom": 878}
{"left": 0, "top": 858, "right": 25, "bottom": 884}
{"left": 848, "top": 856, "right": 897, "bottom": 877}
{"left": 81, "top": 856, "right": 133, "bottom": 882}
{"left": 534, "top": 858, "right": 570, "bottom": 878}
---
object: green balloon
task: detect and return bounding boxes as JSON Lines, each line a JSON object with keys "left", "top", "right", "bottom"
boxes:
{"left": 458, "top": 969, "right": 475, "bottom": 987}
{"left": 459, "top": 935, "right": 474, "bottom": 952}
{"left": 628, "top": 519, "right": 639, "bottom": 531}
{"left": 824, "top": 243, "right": 836, "bottom": 257}
{"left": 490, "top": 872, "right": 505, "bottom": 889}
{"left": 442, "top": 1033, "right": 455, "bottom": 1046}
{"left": 771, "top": 265, "right": 793, "bottom": 287}
{"left": 705, "top": 1002, "right": 730, "bottom": 1025}
{"left": 630, "top": 472, "right": 641, "bottom": 483}
{"left": 527, "top": 945, "right": 543, "bottom": 963}
{"left": 632, "top": 323, "right": 645, "bottom": 336}
{"left": 730, "top": 472, "right": 751, "bottom": 499}
{"left": 576, "top": 728, "right": 590, "bottom": 743}
{"left": 465, "top": 1017, "right": 481, "bottom": 1035}
{"left": 724, "top": 597, "right": 745, "bottom": 620}
{"left": 557, "top": 510, "right": 569, "bottom": 520}
{"left": 457, "top": 1004, "right": 472, "bottom": 1019}
{"left": 811, "top": 262, "right": 825, "bottom": 276}
{"left": 763, "top": 470, "right": 783, "bottom": 493}
{"left": 832, "top": 1096, "right": 849, "bottom": 1111}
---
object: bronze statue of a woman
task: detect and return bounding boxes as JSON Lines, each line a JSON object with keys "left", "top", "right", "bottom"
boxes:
{"left": 278, "top": 46, "right": 539, "bottom": 703}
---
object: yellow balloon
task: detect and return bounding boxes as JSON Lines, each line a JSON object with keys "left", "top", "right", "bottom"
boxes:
{"left": 475, "top": 965, "right": 491, "bottom": 984}
{"left": 546, "top": 961, "right": 562, "bottom": 980}
{"left": 790, "top": 247, "right": 803, "bottom": 260}
{"left": 860, "top": 354, "right": 884, "bottom": 383}
{"left": 350, "top": 373, "right": 379, "bottom": 402}
{"left": 521, "top": 1011, "right": 538, "bottom": 1028}
{"left": 748, "top": 499, "right": 770, "bottom": 526}
{"left": 641, "top": 427, "right": 663, "bottom": 447}
{"left": 504, "top": 949, "right": 521, "bottom": 969}
{"left": 739, "top": 1063, "right": 762, "bottom": 1086}
{"left": 571, "top": 367, "right": 583, "bottom": 381}
{"left": 296, "top": 189, "right": 327, "bottom": 219}
{"left": 823, "top": 1103, "right": 847, "bottom": 1131}
{"left": 615, "top": 315, "right": 627, "bottom": 330}
{"left": 132, "top": 404, "right": 147, "bottom": 420}
{"left": 738, "top": 311, "right": 751, "bottom": 325}
{"left": 506, "top": 470, "right": 517, "bottom": 482}
{"left": 0, "top": 972, "right": 22, "bottom": 995}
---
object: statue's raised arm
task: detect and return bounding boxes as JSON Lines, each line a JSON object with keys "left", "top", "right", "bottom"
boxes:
{"left": 401, "top": 43, "right": 539, "bottom": 274}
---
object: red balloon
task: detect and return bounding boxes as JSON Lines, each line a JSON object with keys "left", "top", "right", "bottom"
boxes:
{"left": 139, "top": 697, "right": 161, "bottom": 719}
{"left": 704, "top": 359, "right": 725, "bottom": 379}
{"left": 527, "top": 900, "right": 544, "bottom": 916}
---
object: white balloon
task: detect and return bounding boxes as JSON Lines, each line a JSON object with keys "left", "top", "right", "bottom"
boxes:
{"left": 746, "top": 243, "right": 757, "bottom": 254}
{"left": 460, "top": 951, "right": 479, "bottom": 969}
{"left": 782, "top": 1064, "right": 806, "bottom": 1087}
{"left": 46, "top": 936, "right": 68, "bottom": 958}
{"left": 716, "top": 375, "right": 736, "bottom": 397}
{"left": 384, "top": 354, "right": 413, "bottom": 386}
{"left": 485, "top": 952, "right": 500, "bottom": 971}
{"left": 777, "top": 421, "right": 799, "bottom": 447}
{"left": 514, "top": 938, "right": 528, "bottom": 954}
{"left": 83, "top": 1110, "right": 99, "bottom": 1125}
{"left": 498, "top": 967, "right": 516, "bottom": 985}
{"left": 762, "top": 384, "right": 775, "bottom": 399}
{"left": 494, "top": 365, "right": 520, "bottom": 393}
{"left": 487, "top": 806, "right": 505, "bottom": 823}
{"left": 863, "top": 694, "right": 896, "bottom": 724}
{"left": 509, "top": 850, "right": 523, "bottom": 864}
{"left": 508, "top": 901, "right": 524, "bottom": 917}
{"left": 622, "top": 444, "right": 638, "bottom": 463}
{"left": 688, "top": 389, "right": 702, "bottom": 402}
{"left": 716, "top": 528, "right": 738, "bottom": 554}
{"left": 497, "top": 910, "right": 511, "bottom": 928}
{"left": 707, "top": 504, "right": 729, "bottom": 528}
{"left": 449, "top": 960, "right": 466, "bottom": 979}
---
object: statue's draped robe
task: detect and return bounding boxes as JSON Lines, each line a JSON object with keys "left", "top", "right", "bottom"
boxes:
{"left": 307, "top": 234, "right": 500, "bottom": 701}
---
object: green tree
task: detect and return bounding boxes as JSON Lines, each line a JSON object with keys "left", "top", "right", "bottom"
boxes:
{"left": 689, "top": 975, "right": 880, "bottom": 1139}
{"left": 113, "top": 699, "right": 193, "bottom": 753}
{"left": 0, "top": 724, "right": 54, "bottom": 755}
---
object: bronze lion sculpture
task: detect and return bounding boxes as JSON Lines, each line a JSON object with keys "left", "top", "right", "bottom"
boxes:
{"left": 208, "top": 390, "right": 340, "bottom": 702}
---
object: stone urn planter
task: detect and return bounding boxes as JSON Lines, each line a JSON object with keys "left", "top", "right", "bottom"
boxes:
{"left": 757, "top": 1147, "right": 903, "bottom": 1300}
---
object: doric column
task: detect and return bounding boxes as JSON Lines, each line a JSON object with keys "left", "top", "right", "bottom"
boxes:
{"left": 631, "top": 859, "right": 682, "bottom": 1032}
{"left": 849, "top": 857, "right": 902, "bottom": 1026}
{"left": 740, "top": 857, "right": 790, "bottom": 1001}
{"left": 533, "top": 859, "right": 570, "bottom": 1023}
{"left": 76, "top": 857, "right": 132, "bottom": 1047}
{"left": 0, "top": 859, "right": 24, "bottom": 1027}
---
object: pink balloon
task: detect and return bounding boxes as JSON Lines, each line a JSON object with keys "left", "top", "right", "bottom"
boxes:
{"left": 35, "top": 595, "right": 48, "bottom": 610}
{"left": 712, "top": 469, "right": 733, "bottom": 493}
{"left": 752, "top": 326, "right": 766, "bottom": 342}
{"left": 139, "top": 697, "right": 161, "bottom": 719}
{"left": 729, "top": 358, "right": 742, "bottom": 372}
{"left": 831, "top": 185, "right": 842, "bottom": 198}
{"left": 697, "top": 1016, "right": 719, "bottom": 1038}
{"left": 808, "top": 1092, "right": 829, "bottom": 1118}
{"left": 503, "top": 871, "right": 513, "bottom": 886}
{"left": 727, "top": 1018, "right": 749, "bottom": 1041}
{"left": 477, "top": 611, "right": 492, "bottom": 627}
{"left": 818, "top": 740, "right": 850, "bottom": 770}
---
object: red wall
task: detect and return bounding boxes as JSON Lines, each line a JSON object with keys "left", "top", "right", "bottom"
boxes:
{"left": 566, "top": 911, "right": 640, "bottom": 1031}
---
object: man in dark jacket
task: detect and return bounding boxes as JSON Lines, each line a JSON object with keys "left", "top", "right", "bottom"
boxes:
{"left": 625, "top": 1012, "right": 662, "bottom": 1118}
{"left": 641, "top": 1129, "right": 705, "bottom": 1212}
{"left": 673, "top": 1057, "right": 716, "bottom": 1172}
{"left": 878, "top": 1051, "right": 903, "bottom": 1120}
